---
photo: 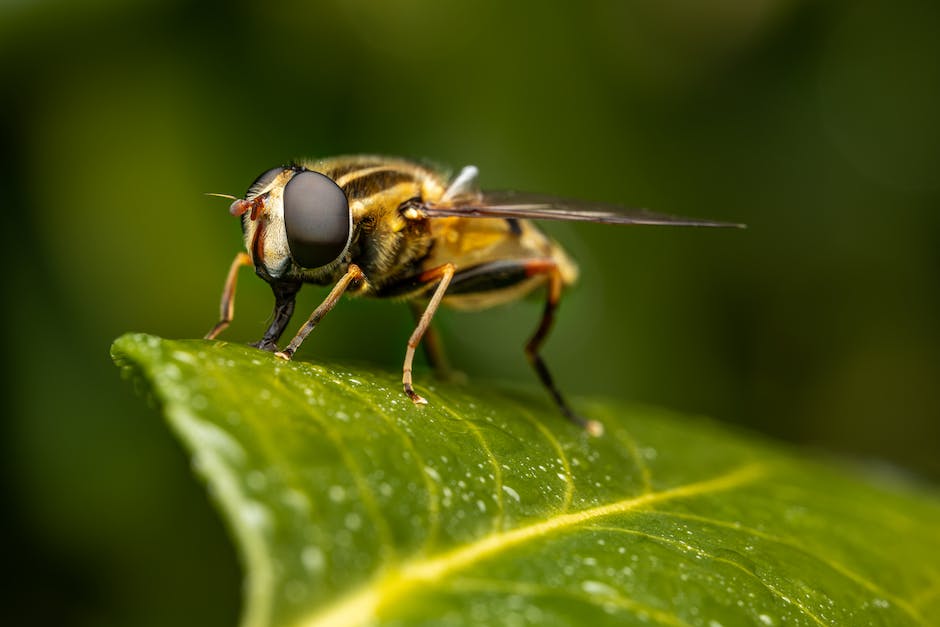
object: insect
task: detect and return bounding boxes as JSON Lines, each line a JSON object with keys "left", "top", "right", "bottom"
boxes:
{"left": 205, "top": 156, "right": 742, "bottom": 435}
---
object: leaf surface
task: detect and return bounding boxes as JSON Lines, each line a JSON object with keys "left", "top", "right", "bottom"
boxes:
{"left": 112, "top": 334, "right": 940, "bottom": 627}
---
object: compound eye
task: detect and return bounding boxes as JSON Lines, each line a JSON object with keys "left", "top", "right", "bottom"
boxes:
{"left": 283, "top": 170, "right": 351, "bottom": 269}
{"left": 246, "top": 166, "right": 285, "bottom": 199}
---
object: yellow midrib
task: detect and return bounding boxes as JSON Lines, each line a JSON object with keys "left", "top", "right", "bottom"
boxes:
{"left": 297, "top": 463, "right": 766, "bottom": 627}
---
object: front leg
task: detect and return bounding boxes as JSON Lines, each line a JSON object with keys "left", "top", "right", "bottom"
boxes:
{"left": 275, "top": 265, "right": 364, "bottom": 360}
{"left": 205, "top": 252, "right": 253, "bottom": 340}
{"left": 251, "top": 280, "right": 301, "bottom": 352}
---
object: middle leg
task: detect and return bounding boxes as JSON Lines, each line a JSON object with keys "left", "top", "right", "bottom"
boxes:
{"left": 403, "top": 263, "right": 456, "bottom": 404}
{"left": 408, "top": 300, "right": 458, "bottom": 381}
{"left": 444, "top": 258, "right": 603, "bottom": 435}
{"left": 275, "top": 265, "right": 364, "bottom": 360}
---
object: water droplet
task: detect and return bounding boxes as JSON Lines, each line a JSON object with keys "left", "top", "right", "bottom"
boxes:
{"left": 281, "top": 489, "right": 309, "bottom": 512}
{"left": 424, "top": 466, "right": 441, "bottom": 482}
{"left": 476, "top": 499, "right": 487, "bottom": 512}
{"left": 524, "top": 606, "right": 544, "bottom": 622}
{"left": 180, "top": 414, "right": 245, "bottom": 462}
{"left": 240, "top": 501, "right": 270, "bottom": 529}
{"left": 301, "top": 546, "right": 325, "bottom": 572}
{"left": 328, "top": 485, "right": 347, "bottom": 502}
{"left": 873, "top": 598, "right": 889, "bottom": 609}
{"left": 758, "top": 614, "right": 774, "bottom": 625}
{"left": 173, "top": 350, "right": 196, "bottom": 363}
{"left": 246, "top": 471, "right": 267, "bottom": 491}
{"left": 556, "top": 472, "right": 567, "bottom": 482}
{"left": 581, "top": 580, "right": 617, "bottom": 596}
{"left": 502, "top": 485, "right": 521, "bottom": 502}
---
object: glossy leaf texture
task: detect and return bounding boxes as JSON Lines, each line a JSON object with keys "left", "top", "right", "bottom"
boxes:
{"left": 111, "top": 334, "right": 940, "bottom": 627}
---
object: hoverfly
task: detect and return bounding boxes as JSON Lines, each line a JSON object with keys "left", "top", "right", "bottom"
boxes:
{"left": 206, "top": 156, "right": 742, "bottom": 436}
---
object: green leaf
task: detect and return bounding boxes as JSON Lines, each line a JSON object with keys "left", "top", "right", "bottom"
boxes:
{"left": 111, "top": 333, "right": 940, "bottom": 627}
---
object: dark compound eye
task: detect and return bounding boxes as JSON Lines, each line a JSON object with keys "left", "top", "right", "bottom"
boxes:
{"left": 283, "top": 170, "right": 351, "bottom": 269}
{"left": 246, "top": 166, "right": 285, "bottom": 199}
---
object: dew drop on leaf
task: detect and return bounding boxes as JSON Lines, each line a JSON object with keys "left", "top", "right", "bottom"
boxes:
{"left": 502, "top": 485, "right": 520, "bottom": 502}
{"left": 281, "top": 489, "right": 309, "bottom": 513}
{"left": 111, "top": 335, "right": 940, "bottom": 627}
{"left": 301, "top": 546, "right": 324, "bottom": 572}
{"left": 328, "top": 485, "right": 346, "bottom": 502}
{"left": 581, "top": 580, "right": 617, "bottom": 596}
{"left": 239, "top": 501, "right": 270, "bottom": 529}
{"left": 246, "top": 470, "right": 267, "bottom": 491}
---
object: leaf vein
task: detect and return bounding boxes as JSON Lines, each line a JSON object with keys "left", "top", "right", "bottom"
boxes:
{"left": 424, "top": 387, "right": 506, "bottom": 531}
{"left": 649, "top": 510, "right": 928, "bottom": 625}
{"left": 502, "top": 395, "right": 576, "bottom": 512}
{"left": 272, "top": 368, "right": 396, "bottom": 557}
{"left": 297, "top": 463, "right": 765, "bottom": 627}
{"left": 448, "top": 577, "right": 692, "bottom": 626}
{"left": 324, "top": 371, "right": 444, "bottom": 554}
{"left": 590, "top": 525, "right": 828, "bottom": 626}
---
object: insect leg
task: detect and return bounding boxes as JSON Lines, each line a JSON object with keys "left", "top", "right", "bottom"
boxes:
{"left": 275, "top": 265, "right": 364, "bottom": 360}
{"left": 205, "top": 252, "right": 253, "bottom": 340}
{"left": 524, "top": 260, "right": 604, "bottom": 436}
{"left": 403, "top": 263, "right": 456, "bottom": 404}
{"left": 250, "top": 280, "right": 302, "bottom": 352}
{"left": 408, "top": 300, "right": 456, "bottom": 381}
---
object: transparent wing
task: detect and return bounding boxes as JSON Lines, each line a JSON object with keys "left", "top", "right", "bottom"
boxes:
{"left": 423, "top": 190, "right": 745, "bottom": 228}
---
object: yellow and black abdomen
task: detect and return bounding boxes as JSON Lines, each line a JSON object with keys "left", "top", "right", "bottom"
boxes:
{"left": 421, "top": 216, "right": 578, "bottom": 310}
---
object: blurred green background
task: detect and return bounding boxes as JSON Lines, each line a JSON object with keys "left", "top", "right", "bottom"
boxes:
{"left": 2, "top": 0, "right": 938, "bottom": 625}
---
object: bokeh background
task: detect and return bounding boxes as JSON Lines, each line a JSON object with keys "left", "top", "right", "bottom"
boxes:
{"left": 2, "top": 0, "right": 938, "bottom": 625}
